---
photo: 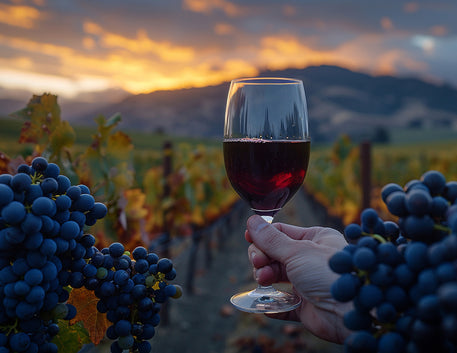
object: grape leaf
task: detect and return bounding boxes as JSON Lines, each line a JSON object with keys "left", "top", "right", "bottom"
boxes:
{"left": 0, "top": 152, "right": 11, "bottom": 174}
{"left": 125, "top": 188, "right": 148, "bottom": 219}
{"left": 68, "top": 288, "right": 110, "bottom": 345}
{"left": 11, "top": 93, "right": 75, "bottom": 159}
{"left": 49, "top": 120, "right": 76, "bottom": 157}
{"left": 52, "top": 320, "right": 90, "bottom": 353}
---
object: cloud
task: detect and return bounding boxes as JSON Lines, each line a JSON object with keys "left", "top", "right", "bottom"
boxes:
{"left": 430, "top": 25, "right": 447, "bottom": 36}
{"left": 257, "top": 35, "right": 333, "bottom": 70}
{"left": 83, "top": 21, "right": 195, "bottom": 62}
{"left": 214, "top": 22, "right": 235, "bottom": 35}
{"left": 0, "top": 68, "right": 112, "bottom": 98}
{"left": 380, "top": 17, "right": 394, "bottom": 31}
{"left": 183, "top": 0, "right": 243, "bottom": 16}
{"left": 404, "top": 2, "right": 419, "bottom": 13}
{"left": 0, "top": 3, "right": 42, "bottom": 28}
{"left": 1, "top": 0, "right": 457, "bottom": 100}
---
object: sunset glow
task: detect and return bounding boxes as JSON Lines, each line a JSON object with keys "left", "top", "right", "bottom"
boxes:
{"left": 0, "top": 0, "right": 456, "bottom": 99}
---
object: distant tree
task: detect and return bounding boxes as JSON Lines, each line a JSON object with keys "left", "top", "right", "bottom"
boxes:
{"left": 408, "top": 119, "right": 423, "bottom": 128}
{"left": 372, "top": 126, "right": 390, "bottom": 144}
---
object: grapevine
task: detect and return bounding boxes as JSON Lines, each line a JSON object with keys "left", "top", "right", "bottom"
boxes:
{"left": 306, "top": 136, "right": 457, "bottom": 225}
{"left": 0, "top": 156, "right": 182, "bottom": 353}
{"left": 329, "top": 170, "right": 457, "bottom": 352}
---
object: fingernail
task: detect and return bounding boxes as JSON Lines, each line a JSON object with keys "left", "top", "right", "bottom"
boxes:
{"left": 249, "top": 251, "right": 256, "bottom": 263}
{"left": 255, "top": 268, "right": 261, "bottom": 281}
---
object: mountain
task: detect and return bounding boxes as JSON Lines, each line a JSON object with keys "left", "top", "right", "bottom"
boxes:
{"left": 3, "top": 65, "right": 457, "bottom": 142}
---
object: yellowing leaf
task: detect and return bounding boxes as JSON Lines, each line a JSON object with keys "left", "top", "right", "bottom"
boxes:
{"left": 49, "top": 120, "right": 76, "bottom": 158}
{"left": 125, "top": 188, "right": 148, "bottom": 219}
{"left": 12, "top": 94, "right": 76, "bottom": 160}
{"left": 68, "top": 288, "right": 110, "bottom": 345}
{"left": 107, "top": 131, "right": 133, "bottom": 158}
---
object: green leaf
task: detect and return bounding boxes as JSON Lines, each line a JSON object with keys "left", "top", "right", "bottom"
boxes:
{"left": 52, "top": 320, "right": 90, "bottom": 353}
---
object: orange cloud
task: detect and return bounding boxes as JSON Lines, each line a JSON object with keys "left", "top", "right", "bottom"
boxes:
{"left": 83, "top": 21, "right": 195, "bottom": 62}
{"left": 404, "top": 2, "right": 419, "bottom": 13}
{"left": 0, "top": 17, "right": 435, "bottom": 99}
{"left": 214, "top": 22, "right": 235, "bottom": 35}
{"left": 334, "top": 34, "right": 429, "bottom": 77}
{"left": 258, "top": 35, "right": 333, "bottom": 70}
{"left": 183, "top": 0, "right": 242, "bottom": 17}
{"left": 0, "top": 29, "right": 257, "bottom": 96}
{"left": 380, "top": 17, "right": 394, "bottom": 30}
{"left": 374, "top": 50, "right": 428, "bottom": 75}
{"left": 0, "top": 3, "right": 41, "bottom": 28}
{"left": 0, "top": 33, "right": 74, "bottom": 58}
{"left": 82, "top": 36, "right": 96, "bottom": 50}
{"left": 430, "top": 25, "right": 447, "bottom": 36}
{"left": 282, "top": 5, "right": 296, "bottom": 17}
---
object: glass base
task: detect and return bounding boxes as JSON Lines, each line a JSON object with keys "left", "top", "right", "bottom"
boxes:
{"left": 230, "top": 286, "right": 301, "bottom": 313}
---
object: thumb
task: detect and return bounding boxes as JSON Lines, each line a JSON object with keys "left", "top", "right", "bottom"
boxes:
{"left": 247, "top": 215, "right": 298, "bottom": 262}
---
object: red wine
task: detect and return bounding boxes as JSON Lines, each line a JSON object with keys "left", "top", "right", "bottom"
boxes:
{"left": 223, "top": 139, "right": 310, "bottom": 216}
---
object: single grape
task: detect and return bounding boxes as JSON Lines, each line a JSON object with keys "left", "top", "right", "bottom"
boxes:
{"left": 405, "top": 189, "right": 433, "bottom": 216}
{"left": 43, "top": 163, "right": 60, "bottom": 179}
{"left": 31, "top": 197, "right": 56, "bottom": 217}
{"left": 343, "top": 309, "right": 372, "bottom": 331}
{"left": 381, "top": 183, "right": 403, "bottom": 203}
{"left": 421, "top": 170, "right": 446, "bottom": 196}
{"left": 0, "top": 183, "right": 14, "bottom": 207}
{"left": 109, "top": 242, "right": 125, "bottom": 258}
{"left": 378, "top": 332, "right": 406, "bottom": 353}
{"left": 1, "top": 201, "right": 26, "bottom": 224}
{"left": 330, "top": 273, "right": 360, "bottom": 302}
{"left": 9, "top": 332, "right": 31, "bottom": 352}
{"left": 344, "top": 223, "right": 362, "bottom": 240}
{"left": 40, "top": 178, "right": 58, "bottom": 195}
{"left": 386, "top": 191, "right": 407, "bottom": 217}
{"left": 31, "top": 157, "right": 48, "bottom": 172}
{"left": 353, "top": 247, "right": 377, "bottom": 271}
{"left": 11, "top": 173, "right": 32, "bottom": 192}
{"left": 344, "top": 331, "right": 377, "bottom": 353}
{"left": 157, "top": 258, "right": 173, "bottom": 273}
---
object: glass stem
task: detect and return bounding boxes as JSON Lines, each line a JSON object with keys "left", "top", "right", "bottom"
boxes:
{"left": 256, "top": 285, "right": 276, "bottom": 293}
{"left": 261, "top": 215, "right": 273, "bottom": 223}
{"left": 257, "top": 216, "right": 275, "bottom": 294}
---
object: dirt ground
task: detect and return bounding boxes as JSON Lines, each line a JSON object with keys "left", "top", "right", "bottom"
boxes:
{"left": 147, "top": 190, "right": 346, "bottom": 353}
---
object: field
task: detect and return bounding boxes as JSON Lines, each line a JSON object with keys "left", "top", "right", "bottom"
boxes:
{"left": 0, "top": 96, "right": 237, "bottom": 253}
{"left": 2, "top": 110, "right": 456, "bottom": 233}
{"left": 307, "top": 133, "right": 457, "bottom": 226}
{"left": 2, "top": 101, "right": 457, "bottom": 352}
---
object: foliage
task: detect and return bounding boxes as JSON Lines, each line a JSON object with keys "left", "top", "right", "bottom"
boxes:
{"left": 1, "top": 93, "right": 237, "bottom": 352}
{"left": 306, "top": 136, "right": 457, "bottom": 225}
{"left": 67, "top": 289, "right": 110, "bottom": 345}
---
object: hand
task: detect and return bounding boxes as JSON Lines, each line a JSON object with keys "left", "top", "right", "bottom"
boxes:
{"left": 245, "top": 215, "right": 352, "bottom": 344}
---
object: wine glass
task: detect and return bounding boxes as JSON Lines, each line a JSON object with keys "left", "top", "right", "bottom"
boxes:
{"left": 223, "top": 77, "right": 310, "bottom": 313}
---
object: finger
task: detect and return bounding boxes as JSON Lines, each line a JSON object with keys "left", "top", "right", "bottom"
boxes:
{"left": 273, "top": 223, "right": 342, "bottom": 242}
{"left": 246, "top": 215, "right": 300, "bottom": 262}
{"left": 248, "top": 244, "right": 270, "bottom": 269}
{"left": 265, "top": 310, "right": 300, "bottom": 322}
{"left": 245, "top": 229, "right": 253, "bottom": 243}
{"left": 254, "top": 262, "right": 285, "bottom": 285}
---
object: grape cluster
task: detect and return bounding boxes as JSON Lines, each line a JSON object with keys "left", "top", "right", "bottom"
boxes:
{"left": 329, "top": 170, "right": 457, "bottom": 353}
{"left": 0, "top": 157, "right": 107, "bottom": 353}
{"left": 86, "top": 242, "right": 181, "bottom": 353}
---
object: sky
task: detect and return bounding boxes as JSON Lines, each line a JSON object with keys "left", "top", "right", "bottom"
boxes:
{"left": 1, "top": 0, "right": 457, "bottom": 100}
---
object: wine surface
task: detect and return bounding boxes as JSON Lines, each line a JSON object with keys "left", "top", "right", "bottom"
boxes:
{"left": 223, "top": 139, "right": 310, "bottom": 216}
